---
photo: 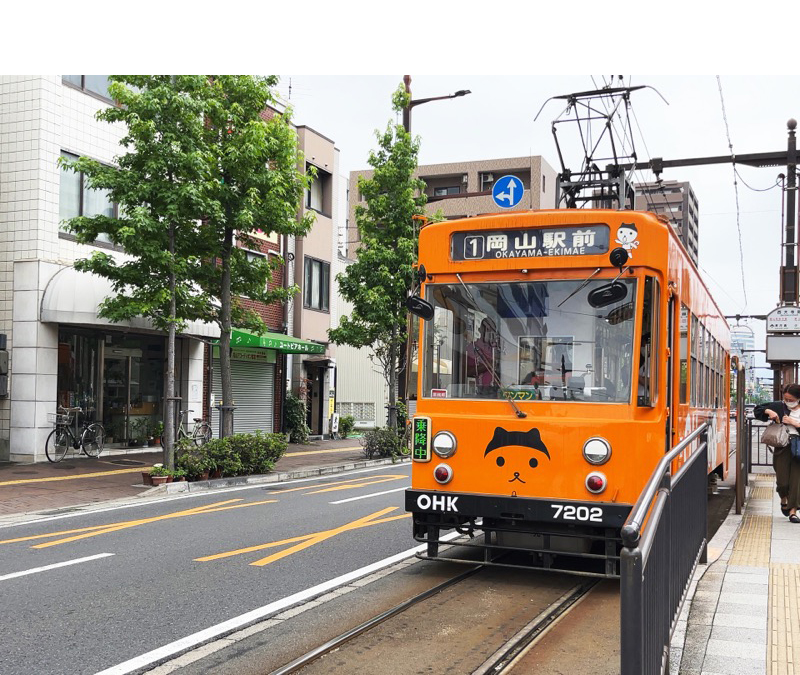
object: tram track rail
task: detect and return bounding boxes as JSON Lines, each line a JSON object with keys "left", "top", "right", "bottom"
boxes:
{"left": 268, "top": 564, "right": 485, "bottom": 675}
{"left": 268, "top": 563, "right": 598, "bottom": 675}
{"left": 474, "top": 581, "right": 598, "bottom": 675}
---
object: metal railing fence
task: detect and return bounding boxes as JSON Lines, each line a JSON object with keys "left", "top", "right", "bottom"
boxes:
{"left": 620, "top": 423, "right": 709, "bottom": 675}
{"left": 746, "top": 418, "right": 772, "bottom": 470}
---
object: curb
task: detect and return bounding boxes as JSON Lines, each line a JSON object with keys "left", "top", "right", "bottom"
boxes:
{"left": 0, "top": 457, "right": 410, "bottom": 527}
{"left": 143, "top": 456, "right": 411, "bottom": 496}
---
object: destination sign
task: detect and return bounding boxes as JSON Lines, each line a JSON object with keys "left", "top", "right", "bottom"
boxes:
{"left": 451, "top": 225, "right": 610, "bottom": 261}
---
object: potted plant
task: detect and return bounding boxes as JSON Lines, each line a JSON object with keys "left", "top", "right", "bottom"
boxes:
{"left": 152, "top": 421, "right": 164, "bottom": 447}
{"left": 172, "top": 467, "right": 187, "bottom": 482}
{"left": 176, "top": 448, "right": 209, "bottom": 481}
{"left": 149, "top": 464, "right": 171, "bottom": 486}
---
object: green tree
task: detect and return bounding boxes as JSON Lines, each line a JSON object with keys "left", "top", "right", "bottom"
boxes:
{"left": 192, "top": 76, "right": 314, "bottom": 437}
{"left": 329, "top": 86, "right": 426, "bottom": 429}
{"left": 60, "top": 75, "right": 218, "bottom": 469}
{"left": 61, "top": 75, "right": 312, "bottom": 462}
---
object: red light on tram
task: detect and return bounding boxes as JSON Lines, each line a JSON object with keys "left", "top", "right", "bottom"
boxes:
{"left": 434, "top": 464, "right": 453, "bottom": 484}
{"left": 585, "top": 472, "right": 606, "bottom": 494}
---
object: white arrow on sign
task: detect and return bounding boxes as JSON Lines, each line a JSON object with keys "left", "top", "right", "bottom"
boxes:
{"left": 496, "top": 178, "right": 517, "bottom": 204}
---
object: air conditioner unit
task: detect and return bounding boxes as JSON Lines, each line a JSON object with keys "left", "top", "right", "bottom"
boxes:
{"left": 461, "top": 174, "right": 469, "bottom": 183}
{"left": 484, "top": 173, "right": 494, "bottom": 182}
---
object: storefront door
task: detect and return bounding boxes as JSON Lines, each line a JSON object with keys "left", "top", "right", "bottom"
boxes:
{"left": 102, "top": 336, "right": 164, "bottom": 446}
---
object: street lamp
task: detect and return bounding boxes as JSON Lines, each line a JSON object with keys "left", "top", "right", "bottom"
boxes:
{"left": 402, "top": 75, "right": 471, "bottom": 134}
{"left": 400, "top": 75, "right": 471, "bottom": 405}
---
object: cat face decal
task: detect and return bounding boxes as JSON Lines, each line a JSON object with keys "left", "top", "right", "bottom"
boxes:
{"left": 484, "top": 427, "right": 550, "bottom": 485}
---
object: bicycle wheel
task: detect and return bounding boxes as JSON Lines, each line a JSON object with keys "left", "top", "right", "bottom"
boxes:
{"left": 45, "top": 428, "right": 70, "bottom": 463}
{"left": 192, "top": 422, "right": 212, "bottom": 446}
{"left": 81, "top": 423, "right": 105, "bottom": 458}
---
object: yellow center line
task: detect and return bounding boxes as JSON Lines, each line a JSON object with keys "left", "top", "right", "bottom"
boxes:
{"left": 0, "top": 466, "right": 153, "bottom": 487}
{"left": 269, "top": 474, "right": 405, "bottom": 494}
{"left": 30, "top": 499, "right": 246, "bottom": 548}
{"left": 195, "top": 507, "right": 412, "bottom": 567}
{"left": 284, "top": 447, "right": 362, "bottom": 457}
{"left": 0, "top": 498, "right": 277, "bottom": 549}
{"left": 303, "top": 476, "right": 407, "bottom": 495}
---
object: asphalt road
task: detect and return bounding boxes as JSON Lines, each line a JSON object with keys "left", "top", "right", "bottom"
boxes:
{"left": 0, "top": 465, "right": 415, "bottom": 675}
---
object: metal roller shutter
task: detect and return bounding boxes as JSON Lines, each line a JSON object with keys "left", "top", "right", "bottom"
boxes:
{"left": 211, "top": 358, "right": 275, "bottom": 437}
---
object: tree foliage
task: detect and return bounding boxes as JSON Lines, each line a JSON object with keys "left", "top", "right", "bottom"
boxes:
{"left": 328, "top": 86, "right": 427, "bottom": 426}
{"left": 60, "top": 75, "right": 313, "bottom": 445}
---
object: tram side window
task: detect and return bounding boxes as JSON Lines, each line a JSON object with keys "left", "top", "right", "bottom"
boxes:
{"left": 637, "top": 277, "right": 660, "bottom": 407}
{"left": 679, "top": 305, "right": 689, "bottom": 404}
{"left": 690, "top": 315, "right": 699, "bottom": 406}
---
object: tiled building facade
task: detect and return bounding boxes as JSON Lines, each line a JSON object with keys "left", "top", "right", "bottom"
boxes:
{"left": 0, "top": 76, "right": 343, "bottom": 460}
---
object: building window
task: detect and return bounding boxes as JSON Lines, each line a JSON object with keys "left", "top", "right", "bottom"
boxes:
{"left": 63, "top": 75, "right": 112, "bottom": 101}
{"left": 433, "top": 186, "right": 460, "bottom": 196}
{"left": 303, "top": 257, "right": 330, "bottom": 312}
{"left": 542, "top": 174, "right": 546, "bottom": 193}
{"left": 59, "top": 151, "right": 114, "bottom": 244}
{"left": 306, "top": 175, "right": 324, "bottom": 212}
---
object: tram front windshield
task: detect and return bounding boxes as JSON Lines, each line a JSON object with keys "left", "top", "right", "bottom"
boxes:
{"left": 422, "top": 278, "right": 636, "bottom": 403}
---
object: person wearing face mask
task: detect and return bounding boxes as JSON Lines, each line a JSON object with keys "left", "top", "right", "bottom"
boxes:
{"left": 754, "top": 383, "right": 800, "bottom": 523}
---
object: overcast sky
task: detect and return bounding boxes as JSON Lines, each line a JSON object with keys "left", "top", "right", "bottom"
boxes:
{"left": 7, "top": 0, "right": 797, "bottom": 382}
{"left": 276, "top": 74, "right": 796, "bottom": 379}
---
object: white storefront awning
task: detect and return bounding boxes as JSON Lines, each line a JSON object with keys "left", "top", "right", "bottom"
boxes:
{"left": 40, "top": 266, "right": 220, "bottom": 339}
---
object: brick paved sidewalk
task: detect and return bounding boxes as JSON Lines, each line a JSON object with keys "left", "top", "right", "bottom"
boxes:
{"left": 0, "top": 437, "right": 371, "bottom": 518}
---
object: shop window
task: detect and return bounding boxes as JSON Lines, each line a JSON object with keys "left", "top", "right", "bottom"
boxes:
{"left": 57, "top": 330, "right": 99, "bottom": 415}
{"left": 303, "top": 257, "right": 330, "bottom": 312}
{"left": 59, "top": 150, "right": 115, "bottom": 244}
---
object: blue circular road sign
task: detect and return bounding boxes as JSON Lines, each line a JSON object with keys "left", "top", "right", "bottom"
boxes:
{"left": 492, "top": 175, "right": 524, "bottom": 209}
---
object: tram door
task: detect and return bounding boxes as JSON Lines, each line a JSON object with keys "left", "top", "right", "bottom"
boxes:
{"left": 666, "top": 295, "right": 675, "bottom": 451}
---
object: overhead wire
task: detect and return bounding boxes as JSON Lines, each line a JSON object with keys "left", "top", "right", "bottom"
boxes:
{"left": 593, "top": 76, "right": 668, "bottom": 216}
{"left": 734, "top": 169, "right": 783, "bottom": 192}
{"left": 716, "top": 75, "right": 748, "bottom": 308}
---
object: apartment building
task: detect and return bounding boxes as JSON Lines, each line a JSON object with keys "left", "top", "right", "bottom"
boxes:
{"left": 347, "top": 155, "right": 559, "bottom": 258}
{"left": 634, "top": 180, "right": 700, "bottom": 264}
{"left": 0, "top": 75, "right": 212, "bottom": 461}
{"left": 0, "top": 77, "right": 341, "bottom": 460}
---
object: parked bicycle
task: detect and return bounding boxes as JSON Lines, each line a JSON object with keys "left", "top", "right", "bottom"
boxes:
{"left": 177, "top": 409, "right": 211, "bottom": 446}
{"left": 45, "top": 406, "right": 105, "bottom": 463}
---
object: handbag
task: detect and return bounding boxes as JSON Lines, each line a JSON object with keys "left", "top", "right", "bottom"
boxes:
{"left": 762, "top": 422, "right": 790, "bottom": 448}
{"left": 791, "top": 436, "right": 800, "bottom": 460}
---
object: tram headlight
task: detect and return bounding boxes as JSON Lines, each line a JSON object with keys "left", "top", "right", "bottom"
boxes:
{"left": 583, "top": 437, "right": 611, "bottom": 465}
{"left": 432, "top": 431, "right": 457, "bottom": 458}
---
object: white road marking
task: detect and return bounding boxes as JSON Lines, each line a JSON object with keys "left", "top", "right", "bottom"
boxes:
{"left": 330, "top": 487, "right": 409, "bottom": 504}
{"left": 94, "top": 533, "right": 460, "bottom": 675}
{"left": 0, "top": 464, "right": 411, "bottom": 531}
{"left": 0, "top": 552, "right": 114, "bottom": 582}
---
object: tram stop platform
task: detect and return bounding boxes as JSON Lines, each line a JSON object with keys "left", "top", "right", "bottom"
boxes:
{"left": 670, "top": 468, "right": 800, "bottom": 675}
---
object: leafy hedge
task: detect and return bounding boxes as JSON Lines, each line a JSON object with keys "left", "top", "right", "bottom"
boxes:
{"left": 362, "top": 427, "right": 406, "bottom": 460}
{"left": 286, "top": 393, "right": 310, "bottom": 444}
{"left": 338, "top": 415, "right": 356, "bottom": 437}
{"left": 176, "top": 430, "right": 287, "bottom": 480}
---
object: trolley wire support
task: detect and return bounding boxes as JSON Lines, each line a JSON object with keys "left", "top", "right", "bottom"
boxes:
{"left": 534, "top": 81, "right": 667, "bottom": 211}
{"left": 619, "top": 423, "right": 709, "bottom": 675}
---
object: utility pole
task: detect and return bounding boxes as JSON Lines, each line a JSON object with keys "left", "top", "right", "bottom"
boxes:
{"left": 398, "top": 76, "right": 471, "bottom": 406}
{"left": 618, "top": 121, "right": 799, "bottom": 399}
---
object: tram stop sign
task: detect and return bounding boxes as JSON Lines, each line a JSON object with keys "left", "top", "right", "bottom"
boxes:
{"left": 492, "top": 175, "right": 524, "bottom": 209}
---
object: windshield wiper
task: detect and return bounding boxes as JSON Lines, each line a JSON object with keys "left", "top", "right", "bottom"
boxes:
{"left": 557, "top": 268, "right": 602, "bottom": 307}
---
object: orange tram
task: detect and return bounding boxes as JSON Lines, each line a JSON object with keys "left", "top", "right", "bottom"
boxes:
{"left": 404, "top": 209, "right": 730, "bottom": 577}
